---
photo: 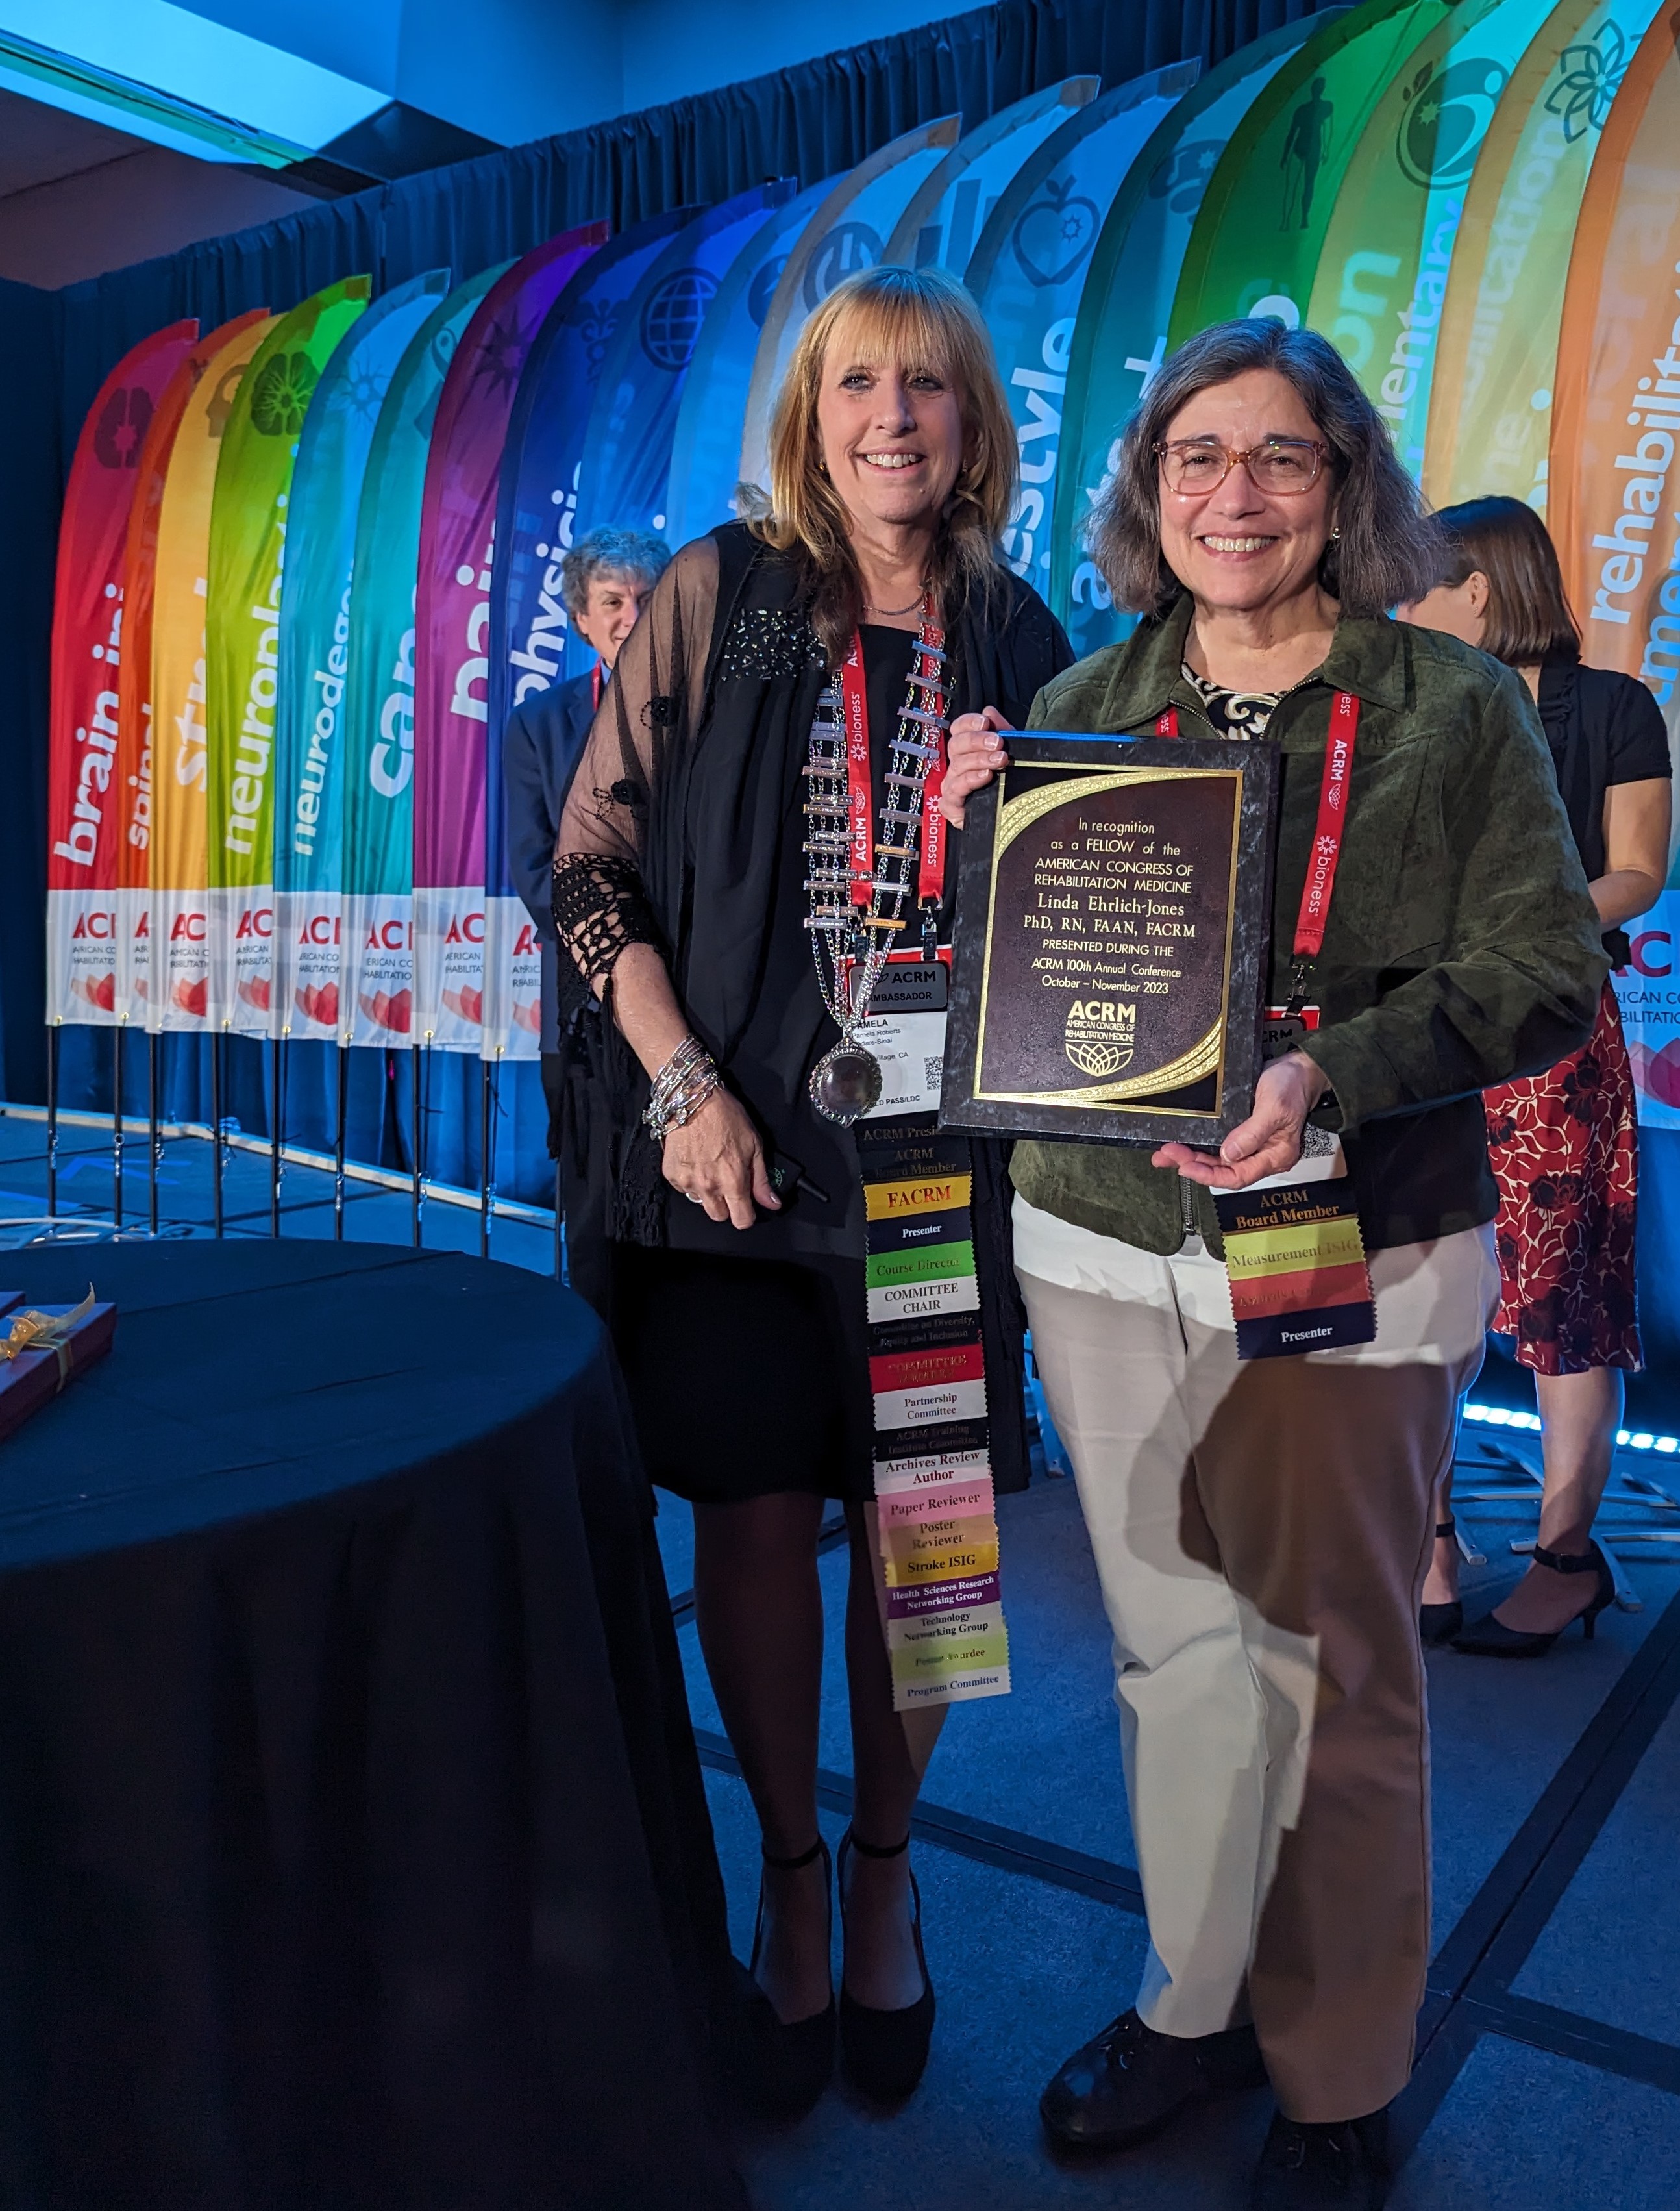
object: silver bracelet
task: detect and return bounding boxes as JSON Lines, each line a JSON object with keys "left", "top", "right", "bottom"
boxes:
{"left": 643, "top": 1035, "right": 721, "bottom": 1141}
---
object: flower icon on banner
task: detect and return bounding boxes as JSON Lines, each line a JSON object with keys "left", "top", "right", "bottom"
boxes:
{"left": 249, "top": 351, "right": 320, "bottom": 436}
{"left": 1545, "top": 22, "right": 1627, "bottom": 142}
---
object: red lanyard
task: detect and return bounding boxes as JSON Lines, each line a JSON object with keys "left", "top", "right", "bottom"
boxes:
{"left": 591, "top": 662, "right": 604, "bottom": 713}
{"left": 838, "top": 622, "right": 950, "bottom": 910}
{"left": 1155, "top": 688, "right": 1361, "bottom": 966}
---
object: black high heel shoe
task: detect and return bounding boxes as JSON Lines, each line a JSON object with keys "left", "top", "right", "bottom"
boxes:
{"left": 837, "top": 1829, "right": 935, "bottom": 2101}
{"left": 1452, "top": 1539, "right": 1616, "bottom": 1658}
{"left": 746, "top": 1836, "right": 835, "bottom": 2119}
{"left": 1420, "top": 1518, "right": 1463, "bottom": 1645}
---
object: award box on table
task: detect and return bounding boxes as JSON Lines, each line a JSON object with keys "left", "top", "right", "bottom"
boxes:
{"left": 0, "top": 1292, "right": 119, "bottom": 1446}
{"left": 941, "top": 733, "right": 1279, "bottom": 1150}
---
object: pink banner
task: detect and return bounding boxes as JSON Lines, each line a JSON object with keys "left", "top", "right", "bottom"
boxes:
{"left": 412, "top": 222, "right": 607, "bottom": 1049}
{"left": 47, "top": 321, "right": 199, "bottom": 1026}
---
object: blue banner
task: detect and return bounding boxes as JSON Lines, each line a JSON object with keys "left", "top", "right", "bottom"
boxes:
{"left": 966, "top": 62, "right": 1200, "bottom": 605}
{"left": 274, "top": 268, "right": 451, "bottom": 1040}
{"left": 572, "top": 183, "right": 793, "bottom": 556}
{"left": 664, "top": 179, "right": 828, "bottom": 547}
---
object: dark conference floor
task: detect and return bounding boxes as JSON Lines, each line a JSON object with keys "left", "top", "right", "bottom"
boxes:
{"left": 6, "top": 1108, "right": 1679, "bottom": 2210}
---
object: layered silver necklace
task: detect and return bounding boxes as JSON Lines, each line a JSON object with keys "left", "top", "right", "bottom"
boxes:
{"left": 803, "top": 603, "right": 948, "bottom": 1125}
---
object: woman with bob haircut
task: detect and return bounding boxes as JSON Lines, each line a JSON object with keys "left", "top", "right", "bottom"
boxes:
{"left": 942, "top": 319, "right": 1605, "bottom": 2207}
{"left": 1400, "top": 497, "right": 1670, "bottom": 1657}
{"left": 550, "top": 264, "right": 1070, "bottom": 2116}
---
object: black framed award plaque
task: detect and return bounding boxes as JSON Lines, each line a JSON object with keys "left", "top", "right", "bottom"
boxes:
{"left": 941, "top": 733, "right": 1279, "bottom": 1148}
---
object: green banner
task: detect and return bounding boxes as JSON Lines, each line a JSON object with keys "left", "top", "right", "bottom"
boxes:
{"left": 1169, "top": 1, "right": 1453, "bottom": 347}
{"left": 205, "top": 274, "right": 369, "bottom": 1032}
{"left": 342, "top": 265, "right": 501, "bottom": 1046}
{"left": 1050, "top": 14, "right": 1321, "bottom": 660}
{"left": 1305, "top": 0, "right": 1557, "bottom": 477}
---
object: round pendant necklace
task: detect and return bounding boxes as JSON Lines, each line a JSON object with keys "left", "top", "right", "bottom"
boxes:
{"left": 802, "top": 602, "right": 948, "bottom": 1127}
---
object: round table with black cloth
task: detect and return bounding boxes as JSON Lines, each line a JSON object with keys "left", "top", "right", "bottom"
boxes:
{"left": 0, "top": 1240, "right": 744, "bottom": 2211}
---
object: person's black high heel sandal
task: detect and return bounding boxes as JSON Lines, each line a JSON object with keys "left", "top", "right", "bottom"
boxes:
{"left": 746, "top": 1836, "right": 835, "bottom": 2119}
{"left": 1419, "top": 1518, "right": 1463, "bottom": 1645}
{"left": 837, "top": 1829, "right": 935, "bottom": 2101}
{"left": 1452, "top": 1538, "right": 1616, "bottom": 1658}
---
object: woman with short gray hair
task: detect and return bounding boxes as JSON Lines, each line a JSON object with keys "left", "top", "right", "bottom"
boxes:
{"left": 942, "top": 318, "right": 1605, "bottom": 2208}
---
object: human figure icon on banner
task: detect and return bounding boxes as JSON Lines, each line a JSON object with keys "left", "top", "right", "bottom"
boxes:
{"left": 802, "top": 222, "right": 883, "bottom": 310}
{"left": 1279, "top": 76, "right": 1333, "bottom": 229}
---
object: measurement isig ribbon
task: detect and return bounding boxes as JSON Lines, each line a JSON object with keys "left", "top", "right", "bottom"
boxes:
{"left": 860, "top": 1125, "right": 1011, "bottom": 1710}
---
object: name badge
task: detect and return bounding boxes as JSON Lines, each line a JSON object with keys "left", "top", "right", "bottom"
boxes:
{"left": 1262, "top": 1002, "right": 1320, "bottom": 1060}
{"left": 1213, "top": 1177, "right": 1376, "bottom": 1360}
{"left": 859, "top": 948, "right": 950, "bottom": 1119}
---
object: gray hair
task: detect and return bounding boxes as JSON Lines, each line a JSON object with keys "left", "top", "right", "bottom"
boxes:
{"left": 1087, "top": 319, "right": 1440, "bottom": 620}
{"left": 560, "top": 527, "right": 672, "bottom": 620}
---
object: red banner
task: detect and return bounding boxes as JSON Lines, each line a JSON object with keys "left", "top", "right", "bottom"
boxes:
{"left": 48, "top": 321, "right": 199, "bottom": 1025}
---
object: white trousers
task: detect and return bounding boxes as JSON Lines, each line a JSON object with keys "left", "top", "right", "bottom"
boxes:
{"left": 1015, "top": 1199, "right": 1497, "bottom": 2121}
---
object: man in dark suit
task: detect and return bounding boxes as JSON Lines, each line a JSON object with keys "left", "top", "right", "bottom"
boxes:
{"left": 502, "top": 527, "right": 670, "bottom": 1254}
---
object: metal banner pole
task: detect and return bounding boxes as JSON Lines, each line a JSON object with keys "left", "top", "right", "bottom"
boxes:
{"left": 210, "top": 1030, "right": 225, "bottom": 1238}
{"left": 148, "top": 1031, "right": 161, "bottom": 1234}
{"left": 478, "top": 1057, "right": 494, "bottom": 1260}
{"left": 45, "top": 1023, "right": 59, "bottom": 1219}
{"left": 412, "top": 1048, "right": 425, "bottom": 1248}
{"left": 269, "top": 1037, "right": 284, "bottom": 1237}
{"left": 334, "top": 1043, "right": 349, "bottom": 1241}
{"left": 112, "top": 1021, "right": 125, "bottom": 1230}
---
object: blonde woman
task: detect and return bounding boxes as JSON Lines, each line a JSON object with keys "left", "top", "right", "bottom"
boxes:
{"left": 550, "top": 266, "right": 1070, "bottom": 2115}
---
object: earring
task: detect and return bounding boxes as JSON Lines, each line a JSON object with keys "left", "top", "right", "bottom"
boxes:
{"left": 817, "top": 454, "right": 828, "bottom": 476}
{"left": 1329, "top": 525, "right": 1341, "bottom": 540}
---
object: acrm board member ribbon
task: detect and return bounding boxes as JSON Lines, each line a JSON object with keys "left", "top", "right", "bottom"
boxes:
{"left": 858, "top": 1124, "right": 1011, "bottom": 1712}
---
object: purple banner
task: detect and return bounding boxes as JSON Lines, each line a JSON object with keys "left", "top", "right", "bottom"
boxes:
{"left": 412, "top": 222, "right": 608, "bottom": 1050}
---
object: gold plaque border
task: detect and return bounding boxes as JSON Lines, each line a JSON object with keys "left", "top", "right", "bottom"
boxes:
{"left": 974, "top": 761, "right": 1242, "bottom": 1116}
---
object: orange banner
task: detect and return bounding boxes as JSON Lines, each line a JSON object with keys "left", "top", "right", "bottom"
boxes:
{"left": 116, "top": 311, "right": 267, "bottom": 1025}
{"left": 1550, "top": 8, "right": 1680, "bottom": 732}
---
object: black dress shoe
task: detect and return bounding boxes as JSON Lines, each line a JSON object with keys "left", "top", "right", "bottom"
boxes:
{"left": 1041, "top": 2008, "right": 1266, "bottom": 2152}
{"left": 1252, "top": 2108, "right": 1390, "bottom": 2208}
{"left": 1419, "top": 1518, "right": 1463, "bottom": 1645}
{"left": 837, "top": 1829, "right": 935, "bottom": 2101}
{"left": 1452, "top": 1539, "right": 1616, "bottom": 1658}
{"left": 745, "top": 1837, "right": 835, "bottom": 2120}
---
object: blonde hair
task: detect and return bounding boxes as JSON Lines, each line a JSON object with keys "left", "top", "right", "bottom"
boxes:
{"left": 755, "top": 265, "right": 1019, "bottom": 664}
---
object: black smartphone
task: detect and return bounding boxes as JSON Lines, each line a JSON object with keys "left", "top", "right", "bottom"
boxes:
{"left": 767, "top": 1149, "right": 830, "bottom": 1206}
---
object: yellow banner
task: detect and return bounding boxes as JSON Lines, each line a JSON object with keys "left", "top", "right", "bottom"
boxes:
{"left": 1422, "top": 0, "right": 1653, "bottom": 512}
{"left": 148, "top": 314, "right": 275, "bottom": 1030}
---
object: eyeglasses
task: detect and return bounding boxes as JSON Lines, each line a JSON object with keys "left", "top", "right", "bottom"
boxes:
{"left": 1154, "top": 437, "right": 1327, "bottom": 495}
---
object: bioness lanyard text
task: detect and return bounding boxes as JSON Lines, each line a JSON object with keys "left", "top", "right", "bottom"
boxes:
{"left": 838, "top": 627, "right": 950, "bottom": 910}
{"left": 1155, "top": 690, "right": 1361, "bottom": 971}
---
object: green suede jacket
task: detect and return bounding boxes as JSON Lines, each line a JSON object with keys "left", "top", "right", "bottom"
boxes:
{"left": 1008, "top": 595, "right": 1609, "bottom": 1257}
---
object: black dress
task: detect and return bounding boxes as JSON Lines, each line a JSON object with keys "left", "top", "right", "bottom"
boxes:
{"left": 551, "top": 524, "right": 1072, "bottom": 1505}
